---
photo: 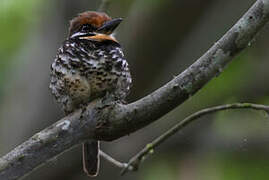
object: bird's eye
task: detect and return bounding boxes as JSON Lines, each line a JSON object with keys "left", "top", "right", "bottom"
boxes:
{"left": 81, "top": 24, "right": 96, "bottom": 32}
{"left": 81, "top": 24, "right": 89, "bottom": 32}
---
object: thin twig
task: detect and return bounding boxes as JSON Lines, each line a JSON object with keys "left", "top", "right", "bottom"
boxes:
{"left": 98, "top": 0, "right": 111, "bottom": 12}
{"left": 121, "top": 103, "right": 269, "bottom": 175}
{"left": 99, "top": 150, "right": 133, "bottom": 170}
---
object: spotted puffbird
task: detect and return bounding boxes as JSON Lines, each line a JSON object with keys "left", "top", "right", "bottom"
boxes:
{"left": 49, "top": 11, "right": 132, "bottom": 177}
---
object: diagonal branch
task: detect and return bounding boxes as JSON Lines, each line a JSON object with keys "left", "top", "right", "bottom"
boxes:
{"left": 95, "top": 0, "right": 269, "bottom": 140}
{"left": 1, "top": 0, "right": 269, "bottom": 179}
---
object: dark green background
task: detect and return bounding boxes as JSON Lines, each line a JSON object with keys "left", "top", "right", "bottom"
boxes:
{"left": 1, "top": 0, "right": 269, "bottom": 179}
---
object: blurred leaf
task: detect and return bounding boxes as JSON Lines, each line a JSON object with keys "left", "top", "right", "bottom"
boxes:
{"left": 0, "top": 0, "right": 44, "bottom": 97}
{"left": 0, "top": 0, "right": 44, "bottom": 60}
{"left": 187, "top": 153, "right": 269, "bottom": 180}
{"left": 218, "top": 154, "right": 269, "bottom": 180}
{"left": 213, "top": 109, "right": 268, "bottom": 139}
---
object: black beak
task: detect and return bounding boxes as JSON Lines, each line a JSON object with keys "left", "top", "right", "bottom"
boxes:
{"left": 97, "top": 18, "right": 123, "bottom": 34}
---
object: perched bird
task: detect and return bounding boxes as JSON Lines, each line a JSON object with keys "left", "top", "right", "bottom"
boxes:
{"left": 49, "top": 11, "right": 132, "bottom": 176}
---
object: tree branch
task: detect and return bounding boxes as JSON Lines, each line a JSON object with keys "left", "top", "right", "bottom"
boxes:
{"left": 120, "top": 103, "right": 269, "bottom": 175}
{"left": 1, "top": 0, "right": 269, "bottom": 179}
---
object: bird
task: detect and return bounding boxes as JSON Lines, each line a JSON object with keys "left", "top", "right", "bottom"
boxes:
{"left": 49, "top": 11, "right": 132, "bottom": 177}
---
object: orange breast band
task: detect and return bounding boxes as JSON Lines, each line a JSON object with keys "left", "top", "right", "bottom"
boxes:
{"left": 80, "top": 34, "right": 118, "bottom": 42}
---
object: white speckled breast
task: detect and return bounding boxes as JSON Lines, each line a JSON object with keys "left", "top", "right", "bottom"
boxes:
{"left": 49, "top": 39, "right": 132, "bottom": 114}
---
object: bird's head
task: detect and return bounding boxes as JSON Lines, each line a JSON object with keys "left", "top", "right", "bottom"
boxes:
{"left": 68, "top": 11, "right": 122, "bottom": 42}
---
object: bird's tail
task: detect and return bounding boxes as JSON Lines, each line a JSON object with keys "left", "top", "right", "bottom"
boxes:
{"left": 82, "top": 140, "right": 100, "bottom": 177}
